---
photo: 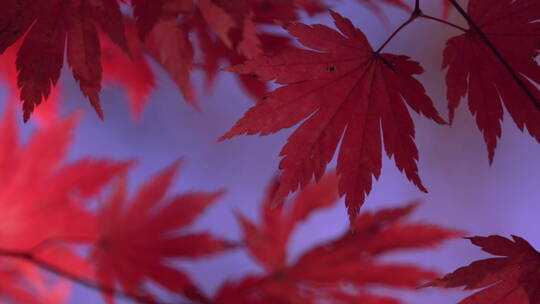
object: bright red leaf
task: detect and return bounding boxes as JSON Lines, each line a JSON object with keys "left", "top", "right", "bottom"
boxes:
{"left": 237, "top": 172, "right": 340, "bottom": 271}
{"left": 91, "top": 161, "right": 232, "bottom": 303}
{"left": 425, "top": 235, "right": 540, "bottom": 304}
{"left": 443, "top": 0, "right": 540, "bottom": 162}
{"left": 0, "top": 105, "right": 130, "bottom": 302}
{"left": 101, "top": 20, "right": 156, "bottom": 119}
{"left": 221, "top": 11, "right": 445, "bottom": 221}
{"left": 0, "top": 260, "right": 71, "bottom": 304}
{"left": 217, "top": 175, "right": 461, "bottom": 304}
{"left": 0, "top": 260, "right": 40, "bottom": 304}
{"left": 0, "top": 107, "right": 130, "bottom": 252}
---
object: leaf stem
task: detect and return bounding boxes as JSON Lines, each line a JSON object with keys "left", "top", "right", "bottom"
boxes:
{"left": 420, "top": 14, "right": 467, "bottom": 32}
{"left": 447, "top": 0, "right": 540, "bottom": 111}
{"left": 29, "top": 236, "right": 97, "bottom": 254}
{"left": 0, "top": 248, "right": 172, "bottom": 304}
{"left": 375, "top": 7, "right": 422, "bottom": 54}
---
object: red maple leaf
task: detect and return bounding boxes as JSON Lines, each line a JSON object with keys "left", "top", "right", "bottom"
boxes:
{"left": 0, "top": 260, "right": 77, "bottom": 304}
{"left": 0, "top": 260, "right": 40, "bottom": 304}
{"left": 199, "top": 0, "right": 238, "bottom": 49}
{"left": 0, "top": 0, "right": 128, "bottom": 121}
{"left": 443, "top": 0, "right": 540, "bottom": 162}
{"left": 129, "top": 0, "right": 239, "bottom": 107}
{"left": 0, "top": 21, "right": 156, "bottom": 123}
{"left": 425, "top": 235, "right": 540, "bottom": 304}
{"left": 131, "top": 0, "right": 166, "bottom": 39}
{"left": 215, "top": 174, "right": 461, "bottom": 304}
{"left": 249, "top": 0, "right": 299, "bottom": 24}
{"left": 135, "top": 0, "right": 327, "bottom": 105}
{"left": 237, "top": 173, "right": 341, "bottom": 272}
{"left": 221, "top": 10, "right": 445, "bottom": 221}
{"left": 0, "top": 108, "right": 130, "bottom": 253}
{"left": 0, "top": 42, "right": 62, "bottom": 127}
{"left": 294, "top": 0, "right": 328, "bottom": 15}
{"left": 101, "top": 19, "right": 156, "bottom": 119}
{"left": 145, "top": 18, "right": 198, "bottom": 107}
{"left": 91, "top": 161, "right": 232, "bottom": 303}
{"left": 0, "top": 105, "right": 130, "bottom": 302}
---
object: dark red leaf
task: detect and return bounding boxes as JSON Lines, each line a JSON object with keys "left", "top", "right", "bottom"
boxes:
{"left": 222, "top": 11, "right": 445, "bottom": 221}
{"left": 425, "top": 235, "right": 540, "bottom": 304}
{"left": 443, "top": 0, "right": 540, "bottom": 162}
{"left": 6, "top": 0, "right": 127, "bottom": 120}
{"left": 132, "top": 0, "right": 165, "bottom": 39}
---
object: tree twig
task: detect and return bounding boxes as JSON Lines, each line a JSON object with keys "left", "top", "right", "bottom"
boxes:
{"left": 375, "top": 6, "right": 423, "bottom": 54}
{"left": 0, "top": 248, "right": 174, "bottom": 304}
{"left": 420, "top": 14, "right": 467, "bottom": 32}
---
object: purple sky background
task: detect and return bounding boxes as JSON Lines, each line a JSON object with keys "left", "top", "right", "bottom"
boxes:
{"left": 5, "top": 1, "right": 540, "bottom": 303}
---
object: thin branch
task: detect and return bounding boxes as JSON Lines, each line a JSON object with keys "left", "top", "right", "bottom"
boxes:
{"left": 29, "top": 236, "right": 97, "bottom": 254}
{"left": 375, "top": 7, "right": 422, "bottom": 54}
{"left": 420, "top": 14, "right": 467, "bottom": 32}
{"left": 0, "top": 248, "right": 174, "bottom": 304}
{"left": 33, "top": 259, "right": 159, "bottom": 304}
{"left": 448, "top": 0, "right": 540, "bottom": 111}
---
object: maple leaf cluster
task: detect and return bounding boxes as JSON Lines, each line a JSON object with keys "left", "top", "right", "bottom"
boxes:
{"left": 217, "top": 175, "right": 460, "bottom": 304}
{"left": 0, "top": 0, "right": 538, "bottom": 303}
{"left": 0, "top": 0, "right": 499, "bottom": 220}
{"left": 0, "top": 0, "right": 450, "bottom": 119}
{"left": 0, "top": 104, "right": 461, "bottom": 303}
{"left": 0, "top": 106, "right": 233, "bottom": 303}
{"left": 222, "top": 0, "right": 540, "bottom": 222}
